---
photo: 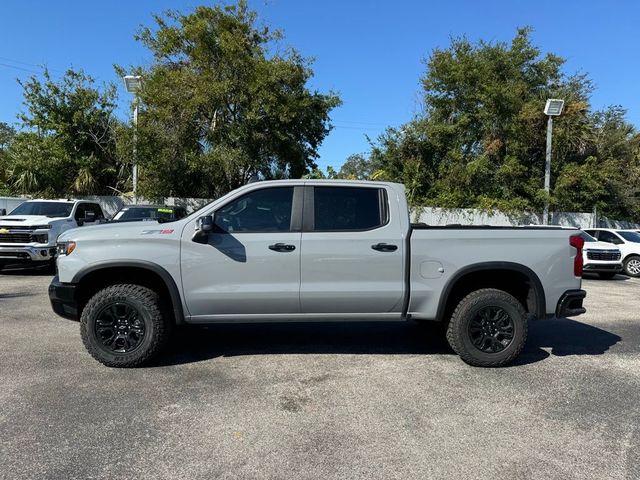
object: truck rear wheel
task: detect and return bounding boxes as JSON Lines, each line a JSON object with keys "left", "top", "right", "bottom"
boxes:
{"left": 80, "top": 284, "right": 172, "bottom": 367}
{"left": 446, "top": 288, "right": 527, "bottom": 367}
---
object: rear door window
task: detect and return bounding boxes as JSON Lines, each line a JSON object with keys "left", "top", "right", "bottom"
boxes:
{"left": 311, "top": 187, "right": 387, "bottom": 231}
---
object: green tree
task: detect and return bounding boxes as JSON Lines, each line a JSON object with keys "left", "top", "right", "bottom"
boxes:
{"left": 119, "top": 1, "right": 340, "bottom": 198}
{"left": 367, "top": 28, "right": 640, "bottom": 221}
{"left": 338, "top": 153, "right": 373, "bottom": 180}
{"left": 0, "top": 122, "right": 16, "bottom": 194}
{"left": 3, "top": 69, "right": 123, "bottom": 196}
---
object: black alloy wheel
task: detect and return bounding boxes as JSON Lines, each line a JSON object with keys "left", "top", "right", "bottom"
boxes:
{"left": 94, "top": 302, "right": 146, "bottom": 353}
{"left": 80, "top": 284, "right": 172, "bottom": 367}
{"left": 445, "top": 288, "right": 528, "bottom": 367}
{"left": 468, "top": 306, "right": 514, "bottom": 353}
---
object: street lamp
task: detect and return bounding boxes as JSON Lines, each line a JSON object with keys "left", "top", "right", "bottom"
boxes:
{"left": 123, "top": 75, "right": 143, "bottom": 204}
{"left": 542, "top": 98, "right": 564, "bottom": 225}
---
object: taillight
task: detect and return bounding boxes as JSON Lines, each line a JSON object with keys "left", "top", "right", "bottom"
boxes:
{"left": 570, "top": 235, "right": 584, "bottom": 277}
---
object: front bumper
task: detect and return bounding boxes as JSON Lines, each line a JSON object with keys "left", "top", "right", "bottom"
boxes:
{"left": 48, "top": 275, "right": 78, "bottom": 321}
{"left": 555, "top": 289, "right": 587, "bottom": 318}
{"left": 0, "top": 245, "right": 57, "bottom": 265}
{"left": 583, "top": 263, "right": 623, "bottom": 274}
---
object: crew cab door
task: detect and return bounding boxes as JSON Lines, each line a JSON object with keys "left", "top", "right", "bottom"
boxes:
{"left": 299, "top": 185, "right": 405, "bottom": 315}
{"left": 181, "top": 185, "right": 303, "bottom": 318}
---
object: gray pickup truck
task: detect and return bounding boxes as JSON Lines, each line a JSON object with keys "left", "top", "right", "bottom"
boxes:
{"left": 49, "top": 180, "right": 586, "bottom": 368}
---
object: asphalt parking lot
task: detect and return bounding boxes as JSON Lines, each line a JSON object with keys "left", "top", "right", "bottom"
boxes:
{"left": 0, "top": 271, "right": 639, "bottom": 480}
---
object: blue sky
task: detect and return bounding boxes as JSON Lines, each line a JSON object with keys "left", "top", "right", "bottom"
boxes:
{"left": 0, "top": 1, "right": 638, "bottom": 170}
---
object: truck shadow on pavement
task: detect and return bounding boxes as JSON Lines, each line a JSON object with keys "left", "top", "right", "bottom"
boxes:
{"left": 158, "top": 318, "right": 621, "bottom": 367}
{"left": 582, "top": 273, "right": 629, "bottom": 281}
{"left": 513, "top": 317, "right": 622, "bottom": 366}
{"left": 0, "top": 266, "right": 54, "bottom": 276}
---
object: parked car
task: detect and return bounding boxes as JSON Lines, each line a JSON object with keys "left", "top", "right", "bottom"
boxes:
{"left": 0, "top": 199, "right": 105, "bottom": 271}
{"left": 578, "top": 231, "right": 622, "bottom": 279}
{"left": 584, "top": 228, "right": 640, "bottom": 277}
{"left": 109, "top": 205, "right": 188, "bottom": 223}
{"left": 49, "top": 180, "right": 586, "bottom": 368}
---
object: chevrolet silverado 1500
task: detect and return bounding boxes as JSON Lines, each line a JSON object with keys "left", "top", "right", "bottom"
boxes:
{"left": 49, "top": 180, "right": 586, "bottom": 368}
{"left": 0, "top": 199, "right": 105, "bottom": 271}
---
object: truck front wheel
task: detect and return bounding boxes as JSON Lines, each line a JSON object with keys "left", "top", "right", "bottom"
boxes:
{"left": 446, "top": 288, "right": 527, "bottom": 367}
{"left": 80, "top": 284, "right": 172, "bottom": 367}
{"left": 623, "top": 256, "right": 640, "bottom": 277}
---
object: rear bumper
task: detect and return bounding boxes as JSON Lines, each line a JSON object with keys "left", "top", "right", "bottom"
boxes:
{"left": 48, "top": 275, "right": 78, "bottom": 321}
{"left": 555, "top": 289, "right": 586, "bottom": 318}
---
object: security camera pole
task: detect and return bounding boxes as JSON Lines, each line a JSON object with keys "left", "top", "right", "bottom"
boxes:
{"left": 543, "top": 99, "right": 564, "bottom": 225}
{"left": 123, "top": 75, "right": 143, "bottom": 204}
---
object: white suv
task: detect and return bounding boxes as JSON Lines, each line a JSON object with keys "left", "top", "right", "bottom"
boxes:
{"left": 578, "top": 231, "right": 622, "bottom": 279}
{"left": 584, "top": 228, "right": 640, "bottom": 277}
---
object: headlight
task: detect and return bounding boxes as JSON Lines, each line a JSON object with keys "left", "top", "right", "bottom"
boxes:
{"left": 33, "top": 233, "right": 49, "bottom": 243}
{"left": 57, "top": 241, "right": 76, "bottom": 256}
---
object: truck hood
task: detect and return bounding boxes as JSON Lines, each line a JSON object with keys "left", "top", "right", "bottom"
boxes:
{"left": 585, "top": 241, "right": 620, "bottom": 251}
{"left": 56, "top": 219, "right": 184, "bottom": 242}
{"left": 0, "top": 215, "right": 66, "bottom": 226}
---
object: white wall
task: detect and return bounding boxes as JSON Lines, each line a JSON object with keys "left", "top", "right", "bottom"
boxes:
{"left": 77, "top": 196, "right": 214, "bottom": 218}
{"left": 0, "top": 196, "right": 27, "bottom": 215}
{"left": 414, "top": 206, "right": 640, "bottom": 229}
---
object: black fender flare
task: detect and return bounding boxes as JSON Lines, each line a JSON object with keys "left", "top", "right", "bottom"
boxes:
{"left": 72, "top": 260, "right": 185, "bottom": 324}
{"left": 435, "top": 261, "right": 546, "bottom": 322}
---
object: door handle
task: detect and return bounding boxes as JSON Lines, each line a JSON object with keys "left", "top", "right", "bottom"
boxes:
{"left": 269, "top": 243, "right": 296, "bottom": 252}
{"left": 371, "top": 243, "right": 398, "bottom": 252}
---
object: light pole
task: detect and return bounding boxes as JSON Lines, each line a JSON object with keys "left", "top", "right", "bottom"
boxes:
{"left": 123, "top": 75, "right": 143, "bottom": 204}
{"left": 542, "top": 98, "right": 564, "bottom": 225}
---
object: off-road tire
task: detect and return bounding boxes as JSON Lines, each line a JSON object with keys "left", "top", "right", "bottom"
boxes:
{"left": 446, "top": 288, "right": 527, "bottom": 367}
{"left": 623, "top": 256, "right": 640, "bottom": 278}
{"left": 80, "top": 284, "right": 172, "bottom": 367}
{"left": 598, "top": 272, "right": 617, "bottom": 280}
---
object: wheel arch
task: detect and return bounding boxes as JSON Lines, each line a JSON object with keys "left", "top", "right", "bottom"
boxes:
{"left": 73, "top": 261, "right": 185, "bottom": 325}
{"left": 435, "top": 262, "right": 546, "bottom": 323}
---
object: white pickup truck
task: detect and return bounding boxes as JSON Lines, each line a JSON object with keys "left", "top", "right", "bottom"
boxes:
{"left": 49, "top": 180, "right": 586, "bottom": 368}
{"left": 0, "top": 199, "right": 105, "bottom": 271}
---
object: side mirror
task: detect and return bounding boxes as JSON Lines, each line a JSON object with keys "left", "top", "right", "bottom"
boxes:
{"left": 84, "top": 211, "right": 96, "bottom": 223}
{"left": 193, "top": 215, "right": 214, "bottom": 243}
{"left": 198, "top": 215, "right": 213, "bottom": 233}
{"left": 0, "top": 208, "right": 6, "bottom": 216}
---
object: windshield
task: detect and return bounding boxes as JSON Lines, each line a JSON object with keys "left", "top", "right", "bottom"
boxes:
{"left": 579, "top": 231, "right": 597, "bottom": 242}
{"left": 113, "top": 207, "right": 176, "bottom": 221}
{"left": 617, "top": 231, "right": 640, "bottom": 243}
{"left": 9, "top": 201, "right": 73, "bottom": 218}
